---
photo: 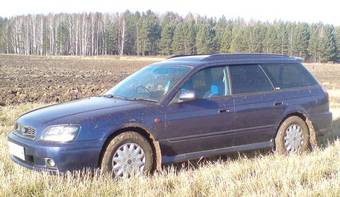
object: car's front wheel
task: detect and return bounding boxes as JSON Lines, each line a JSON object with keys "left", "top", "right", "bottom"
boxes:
{"left": 275, "top": 116, "right": 310, "bottom": 154}
{"left": 101, "top": 131, "right": 154, "bottom": 178}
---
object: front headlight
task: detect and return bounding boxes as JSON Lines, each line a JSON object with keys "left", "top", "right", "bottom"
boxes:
{"left": 41, "top": 125, "right": 79, "bottom": 142}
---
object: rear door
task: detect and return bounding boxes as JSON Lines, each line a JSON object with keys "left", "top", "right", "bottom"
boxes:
{"left": 229, "top": 64, "right": 285, "bottom": 146}
{"left": 261, "top": 63, "right": 320, "bottom": 127}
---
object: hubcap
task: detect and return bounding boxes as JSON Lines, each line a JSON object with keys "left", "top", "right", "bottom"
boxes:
{"left": 284, "top": 124, "right": 303, "bottom": 153}
{"left": 112, "top": 143, "right": 145, "bottom": 178}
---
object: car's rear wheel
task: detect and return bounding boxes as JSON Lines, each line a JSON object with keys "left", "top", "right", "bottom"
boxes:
{"left": 275, "top": 116, "right": 310, "bottom": 154}
{"left": 101, "top": 131, "right": 154, "bottom": 178}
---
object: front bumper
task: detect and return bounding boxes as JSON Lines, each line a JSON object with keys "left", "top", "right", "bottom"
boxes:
{"left": 7, "top": 131, "right": 103, "bottom": 172}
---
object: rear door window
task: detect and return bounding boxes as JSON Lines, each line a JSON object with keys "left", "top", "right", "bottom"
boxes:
{"left": 229, "top": 65, "right": 273, "bottom": 94}
{"left": 261, "top": 63, "right": 317, "bottom": 89}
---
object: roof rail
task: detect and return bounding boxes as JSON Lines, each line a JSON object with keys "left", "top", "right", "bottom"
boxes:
{"left": 167, "top": 54, "right": 192, "bottom": 59}
{"left": 291, "top": 56, "right": 304, "bottom": 62}
{"left": 167, "top": 53, "right": 302, "bottom": 62}
{"left": 202, "top": 53, "right": 290, "bottom": 61}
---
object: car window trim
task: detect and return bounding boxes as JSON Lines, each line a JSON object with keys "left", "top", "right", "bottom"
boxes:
{"left": 230, "top": 64, "right": 319, "bottom": 96}
{"left": 269, "top": 84, "right": 319, "bottom": 93}
{"left": 230, "top": 89, "right": 276, "bottom": 97}
{"left": 223, "top": 66, "right": 232, "bottom": 96}
{"left": 167, "top": 64, "right": 231, "bottom": 105}
{"left": 258, "top": 64, "right": 276, "bottom": 90}
{"left": 159, "top": 65, "right": 194, "bottom": 105}
{"left": 228, "top": 64, "right": 275, "bottom": 95}
{"left": 260, "top": 63, "right": 318, "bottom": 90}
{"left": 152, "top": 64, "right": 193, "bottom": 103}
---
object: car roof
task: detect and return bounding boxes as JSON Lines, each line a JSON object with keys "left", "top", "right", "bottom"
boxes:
{"left": 163, "top": 53, "right": 303, "bottom": 67}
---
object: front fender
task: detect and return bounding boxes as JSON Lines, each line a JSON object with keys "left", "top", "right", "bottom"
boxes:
{"left": 100, "top": 120, "right": 163, "bottom": 170}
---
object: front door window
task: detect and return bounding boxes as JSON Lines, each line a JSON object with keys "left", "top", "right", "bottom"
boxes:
{"left": 178, "top": 66, "right": 230, "bottom": 100}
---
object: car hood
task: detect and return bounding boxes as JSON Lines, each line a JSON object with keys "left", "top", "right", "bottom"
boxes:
{"left": 17, "top": 97, "right": 149, "bottom": 125}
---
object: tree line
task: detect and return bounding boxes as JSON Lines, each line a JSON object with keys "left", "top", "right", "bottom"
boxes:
{"left": 0, "top": 10, "right": 339, "bottom": 62}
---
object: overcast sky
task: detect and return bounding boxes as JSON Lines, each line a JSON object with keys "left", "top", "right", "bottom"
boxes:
{"left": 1, "top": 0, "right": 339, "bottom": 25}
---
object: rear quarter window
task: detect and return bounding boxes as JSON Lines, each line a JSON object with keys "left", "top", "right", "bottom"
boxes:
{"left": 261, "top": 63, "right": 317, "bottom": 89}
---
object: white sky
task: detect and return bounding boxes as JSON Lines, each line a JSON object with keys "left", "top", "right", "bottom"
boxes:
{"left": 0, "top": 0, "right": 339, "bottom": 25}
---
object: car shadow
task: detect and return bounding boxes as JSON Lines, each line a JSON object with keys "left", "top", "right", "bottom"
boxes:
{"left": 162, "top": 149, "right": 272, "bottom": 173}
{"left": 164, "top": 118, "right": 340, "bottom": 173}
{"left": 319, "top": 117, "right": 340, "bottom": 147}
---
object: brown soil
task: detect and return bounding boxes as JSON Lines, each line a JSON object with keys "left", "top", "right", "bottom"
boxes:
{"left": 0, "top": 55, "right": 339, "bottom": 106}
{"left": 0, "top": 55, "right": 152, "bottom": 105}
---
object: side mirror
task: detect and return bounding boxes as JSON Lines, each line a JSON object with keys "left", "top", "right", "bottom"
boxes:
{"left": 178, "top": 90, "right": 196, "bottom": 102}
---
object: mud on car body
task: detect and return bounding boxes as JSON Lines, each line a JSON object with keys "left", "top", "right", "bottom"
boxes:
{"left": 8, "top": 54, "right": 332, "bottom": 177}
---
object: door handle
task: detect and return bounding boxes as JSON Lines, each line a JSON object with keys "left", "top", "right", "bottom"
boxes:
{"left": 218, "top": 109, "right": 231, "bottom": 113}
{"left": 274, "top": 101, "right": 283, "bottom": 106}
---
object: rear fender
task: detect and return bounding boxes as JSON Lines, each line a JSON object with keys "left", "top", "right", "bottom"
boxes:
{"left": 274, "top": 105, "right": 317, "bottom": 148}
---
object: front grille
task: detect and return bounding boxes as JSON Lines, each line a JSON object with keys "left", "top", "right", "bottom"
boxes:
{"left": 14, "top": 124, "right": 36, "bottom": 140}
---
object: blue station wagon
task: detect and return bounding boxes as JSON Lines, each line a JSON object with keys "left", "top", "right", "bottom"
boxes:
{"left": 8, "top": 54, "right": 332, "bottom": 178}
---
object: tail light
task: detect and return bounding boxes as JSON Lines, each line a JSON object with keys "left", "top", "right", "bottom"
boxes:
{"left": 320, "top": 84, "right": 329, "bottom": 103}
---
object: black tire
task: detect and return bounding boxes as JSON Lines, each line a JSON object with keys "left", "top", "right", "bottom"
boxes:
{"left": 275, "top": 116, "right": 310, "bottom": 154}
{"left": 101, "top": 131, "right": 154, "bottom": 177}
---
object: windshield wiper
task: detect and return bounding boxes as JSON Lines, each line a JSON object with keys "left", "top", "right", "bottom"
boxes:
{"left": 100, "top": 94, "right": 127, "bottom": 100}
{"left": 100, "top": 94, "right": 157, "bottom": 103}
{"left": 131, "top": 97, "right": 157, "bottom": 103}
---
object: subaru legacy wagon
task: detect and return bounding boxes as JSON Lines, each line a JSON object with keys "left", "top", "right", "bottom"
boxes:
{"left": 8, "top": 54, "right": 332, "bottom": 177}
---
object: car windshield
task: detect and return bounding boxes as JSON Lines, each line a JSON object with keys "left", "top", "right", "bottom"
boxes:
{"left": 105, "top": 64, "right": 191, "bottom": 102}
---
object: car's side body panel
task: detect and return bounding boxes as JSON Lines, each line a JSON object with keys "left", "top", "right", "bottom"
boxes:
{"left": 7, "top": 54, "right": 333, "bottom": 172}
{"left": 232, "top": 91, "right": 285, "bottom": 146}
{"left": 160, "top": 97, "right": 234, "bottom": 156}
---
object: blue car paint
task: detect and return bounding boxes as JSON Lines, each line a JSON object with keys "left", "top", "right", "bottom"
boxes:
{"left": 7, "top": 54, "right": 333, "bottom": 172}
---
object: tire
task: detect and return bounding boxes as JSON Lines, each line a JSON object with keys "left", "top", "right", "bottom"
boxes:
{"left": 101, "top": 131, "right": 154, "bottom": 178}
{"left": 275, "top": 116, "right": 310, "bottom": 154}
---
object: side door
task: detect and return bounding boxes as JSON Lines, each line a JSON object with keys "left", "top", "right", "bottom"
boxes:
{"left": 229, "top": 64, "right": 285, "bottom": 146}
{"left": 162, "top": 66, "right": 235, "bottom": 156}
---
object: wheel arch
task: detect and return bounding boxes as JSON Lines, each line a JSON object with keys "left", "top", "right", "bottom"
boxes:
{"left": 275, "top": 111, "right": 317, "bottom": 148}
{"left": 98, "top": 124, "right": 162, "bottom": 171}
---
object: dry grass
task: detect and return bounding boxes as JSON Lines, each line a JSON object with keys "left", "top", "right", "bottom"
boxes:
{"left": 0, "top": 103, "right": 339, "bottom": 196}
{"left": 0, "top": 59, "right": 339, "bottom": 196}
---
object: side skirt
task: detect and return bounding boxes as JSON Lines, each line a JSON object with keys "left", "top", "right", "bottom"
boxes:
{"left": 162, "top": 140, "right": 274, "bottom": 164}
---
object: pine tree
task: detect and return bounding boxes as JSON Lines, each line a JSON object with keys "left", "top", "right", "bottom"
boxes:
{"left": 171, "top": 23, "right": 185, "bottom": 54}
{"left": 207, "top": 19, "right": 217, "bottom": 52}
{"left": 308, "top": 24, "right": 321, "bottom": 62}
{"left": 264, "top": 25, "right": 280, "bottom": 53}
{"left": 230, "top": 28, "right": 248, "bottom": 52}
{"left": 0, "top": 17, "right": 4, "bottom": 53}
{"left": 195, "top": 19, "right": 215, "bottom": 54}
{"left": 195, "top": 23, "right": 210, "bottom": 54}
{"left": 0, "top": 11, "right": 339, "bottom": 61}
{"left": 137, "top": 11, "right": 161, "bottom": 55}
{"left": 320, "top": 25, "right": 337, "bottom": 62}
{"left": 104, "top": 21, "right": 119, "bottom": 55}
{"left": 160, "top": 24, "right": 174, "bottom": 55}
{"left": 56, "top": 21, "right": 70, "bottom": 55}
{"left": 335, "top": 26, "right": 340, "bottom": 60}
{"left": 220, "top": 24, "right": 233, "bottom": 52}
{"left": 248, "top": 23, "right": 266, "bottom": 53}
{"left": 277, "top": 23, "right": 289, "bottom": 54}
{"left": 182, "top": 15, "right": 196, "bottom": 54}
{"left": 123, "top": 11, "right": 138, "bottom": 55}
{"left": 159, "top": 12, "right": 180, "bottom": 55}
{"left": 144, "top": 10, "right": 161, "bottom": 55}
{"left": 215, "top": 16, "right": 227, "bottom": 51}
{"left": 292, "top": 23, "right": 310, "bottom": 58}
